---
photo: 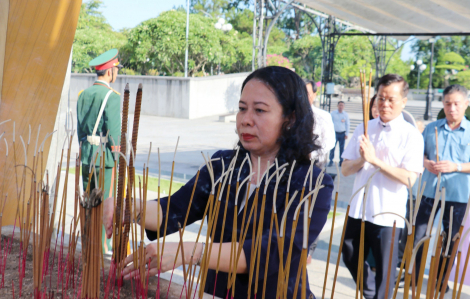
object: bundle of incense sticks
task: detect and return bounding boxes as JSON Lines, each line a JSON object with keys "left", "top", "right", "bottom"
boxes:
{"left": 359, "top": 69, "right": 373, "bottom": 137}
{"left": 113, "top": 83, "right": 130, "bottom": 264}
{"left": 0, "top": 118, "right": 80, "bottom": 298}
{"left": 79, "top": 179, "right": 104, "bottom": 299}
{"left": 121, "top": 83, "right": 143, "bottom": 265}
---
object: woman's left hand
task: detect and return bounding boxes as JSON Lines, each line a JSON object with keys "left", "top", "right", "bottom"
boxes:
{"left": 122, "top": 242, "right": 201, "bottom": 280}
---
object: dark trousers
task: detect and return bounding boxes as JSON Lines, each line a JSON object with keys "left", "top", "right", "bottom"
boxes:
{"left": 342, "top": 217, "right": 401, "bottom": 299}
{"left": 413, "top": 196, "right": 466, "bottom": 287}
{"left": 330, "top": 131, "right": 346, "bottom": 164}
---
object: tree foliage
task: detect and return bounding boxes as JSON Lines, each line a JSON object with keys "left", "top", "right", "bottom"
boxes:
{"left": 71, "top": 0, "right": 417, "bottom": 82}
{"left": 287, "top": 35, "right": 321, "bottom": 79}
{"left": 122, "top": 10, "right": 252, "bottom": 76}
{"left": 410, "top": 37, "right": 470, "bottom": 89}
{"left": 72, "top": 0, "right": 126, "bottom": 73}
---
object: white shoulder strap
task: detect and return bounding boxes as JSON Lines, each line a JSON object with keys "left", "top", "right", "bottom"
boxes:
{"left": 92, "top": 90, "right": 113, "bottom": 137}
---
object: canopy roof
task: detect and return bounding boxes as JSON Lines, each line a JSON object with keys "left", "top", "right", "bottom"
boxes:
{"left": 296, "top": 0, "right": 470, "bottom": 38}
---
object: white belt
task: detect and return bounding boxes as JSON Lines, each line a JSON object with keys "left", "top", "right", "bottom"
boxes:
{"left": 87, "top": 90, "right": 113, "bottom": 146}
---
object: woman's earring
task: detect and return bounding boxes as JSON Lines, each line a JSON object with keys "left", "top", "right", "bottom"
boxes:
{"left": 287, "top": 126, "right": 291, "bottom": 130}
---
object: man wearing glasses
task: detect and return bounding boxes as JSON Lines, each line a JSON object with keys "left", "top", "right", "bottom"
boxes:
{"left": 77, "top": 49, "right": 123, "bottom": 254}
{"left": 340, "top": 74, "right": 424, "bottom": 299}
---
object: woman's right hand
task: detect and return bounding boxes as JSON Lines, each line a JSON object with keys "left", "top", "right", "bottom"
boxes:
{"left": 103, "top": 197, "right": 143, "bottom": 239}
{"left": 103, "top": 197, "right": 115, "bottom": 239}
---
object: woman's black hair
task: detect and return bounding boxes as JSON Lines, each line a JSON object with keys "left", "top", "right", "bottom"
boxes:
{"left": 236, "top": 66, "right": 319, "bottom": 166}
{"left": 369, "top": 94, "right": 377, "bottom": 120}
{"left": 304, "top": 80, "right": 317, "bottom": 93}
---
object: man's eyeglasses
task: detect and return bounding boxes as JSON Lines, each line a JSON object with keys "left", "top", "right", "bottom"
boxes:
{"left": 377, "top": 97, "right": 400, "bottom": 105}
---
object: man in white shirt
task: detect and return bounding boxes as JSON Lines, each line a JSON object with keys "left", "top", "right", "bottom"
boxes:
{"left": 305, "top": 80, "right": 336, "bottom": 168}
{"left": 341, "top": 74, "right": 424, "bottom": 299}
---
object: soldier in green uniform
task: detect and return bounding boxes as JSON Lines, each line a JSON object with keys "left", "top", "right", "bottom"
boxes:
{"left": 77, "top": 49, "right": 122, "bottom": 254}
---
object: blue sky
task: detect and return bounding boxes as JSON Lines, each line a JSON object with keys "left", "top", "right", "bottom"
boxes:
{"left": 98, "top": 0, "right": 414, "bottom": 61}
{"left": 100, "top": 0, "right": 187, "bottom": 30}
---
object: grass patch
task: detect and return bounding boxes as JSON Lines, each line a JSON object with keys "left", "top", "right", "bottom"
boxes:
{"left": 136, "top": 175, "right": 184, "bottom": 195}
{"left": 327, "top": 212, "right": 341, "bottom": 219}
{"left": 63, "top": 168, "right": 184, "bottom": 196}
{"left": 62, "top": 167, "right": 76, "bottom": 174}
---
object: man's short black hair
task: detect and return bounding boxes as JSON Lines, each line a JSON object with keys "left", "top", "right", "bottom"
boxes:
{"left": 377, "top": 74, "right": 409, "bottom": 97}
{"left": 304, "top": 80, "right": 317, "bottom": 93}
{"left": 96, "top": 68, "right": 108, "bottom": 77}
{"left": 338, "top": 101, "right": 345, "bottom": 105}
{"left": 443, "top": 84, "right": 468, "bottom": 100}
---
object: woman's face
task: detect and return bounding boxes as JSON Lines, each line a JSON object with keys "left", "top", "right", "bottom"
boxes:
{"left": 236, "top": 79, "right": 288, "bottom": 157}
{"left": 371, "top": 100, "right": 380, "bottom": 119}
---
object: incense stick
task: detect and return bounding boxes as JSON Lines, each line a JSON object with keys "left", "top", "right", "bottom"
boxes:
{"left": 359, "top": 69, "right": 373, "bottom": 138}
{"left": 435, "top": 207, "right": 453, "bottom": 299}
{"left": 292, "top": 186, "right": 326, "bottom": 299}
{"left": 356, "top": 167, "right": 376, "bottom": 299}
{"left": 439, "top": 233, "right": 460, "bottom": 299}
{"left": 428, "top": 232, "right": 445, "bottom": 299}
{"left": 227, "top": 169, "right": 254, "bottom": 297}
{"left": 384, "top": 221, "right": 396, "bottom": 299}
{"left": 261, "top": 163, "right": 285, "bottom": 298}
{"left": 321, "top": 162, "right": 340, "bottom": 299}
{"left": 435, "top": 127, "right": 439, "bottom": 162}
{"left": 254, "top": 164, "right": 287, "bottom": 297}
{"left": 276, "top": 190, "right": 299, "bottom": 299}
{"left": 160, "top": 137, "right": 180, "bottom": 276}
{"left": 215, "top": 149, "right": 240, "bottom": 282}
{"left": 427, "top": 190, "right": 446, "bottom": 298}
{"left": 456, "top": 227, "right": 470, "bottom": 299}
{"left": 331, "top": 169, "right": 380, "bottom": 299}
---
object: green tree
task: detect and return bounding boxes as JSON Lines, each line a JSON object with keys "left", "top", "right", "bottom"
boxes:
{"left": 435, "top": 52, "right": 466, "bottom": 87}
{"left": 72, "top": 0, "right": 126, "bottom": 73}
{"left": 287, "top": 34, "right": 322, "bottom": 79}
{"left": 410, "top": 37, "right": 470, "bottom": 88}
{"left": 124, "top": 10, "right": 243, "bottom": 76}
{"left": 333, "top": 35, "right": 374, "bottom": 86}
{"left": 225, "top": 8, "right": 289, "bottom": 72}
{"left": 455, "top": 70, "right": 470, "bottom": 89}
{"left": 329, "top": 36, "right": 411, "bottom": 86}
{"left": 191, "top": 0, "right": 229, "bottom": 18}
{"left": 384, "top": 47, "right": 412, "bottom": 79}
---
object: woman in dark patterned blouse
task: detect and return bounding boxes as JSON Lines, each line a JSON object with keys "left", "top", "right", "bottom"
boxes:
{"left": 103, "top": 66, "right": 334, "bottom": 298}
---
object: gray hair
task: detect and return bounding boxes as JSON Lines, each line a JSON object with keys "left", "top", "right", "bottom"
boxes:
{"left": 443, "top": 84, "right": 469, "bottom": 100}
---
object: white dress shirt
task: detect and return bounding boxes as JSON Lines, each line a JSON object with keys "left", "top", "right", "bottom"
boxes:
{"left": 311, "top": 105, "right": 336, "bottom": 167}
{"left": 341, "top": 114, "right": 424, "bottom": 228}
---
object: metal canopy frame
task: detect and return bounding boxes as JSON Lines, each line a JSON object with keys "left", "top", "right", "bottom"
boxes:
{"left": 320, "top": 16, "right": 341, "bottom": 111}
{"left": 250, "top": 2, "right": 470, "bottom": 115}
{"left": 368, "top": 36, "right": 412, "bottom": 81}
{"left": 332, "top": 32, "right": 470, "bottom": 36}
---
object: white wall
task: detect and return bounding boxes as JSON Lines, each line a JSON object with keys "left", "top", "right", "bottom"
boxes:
{"left": 70, "top": 72, "right": 249, "bottom": 119}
